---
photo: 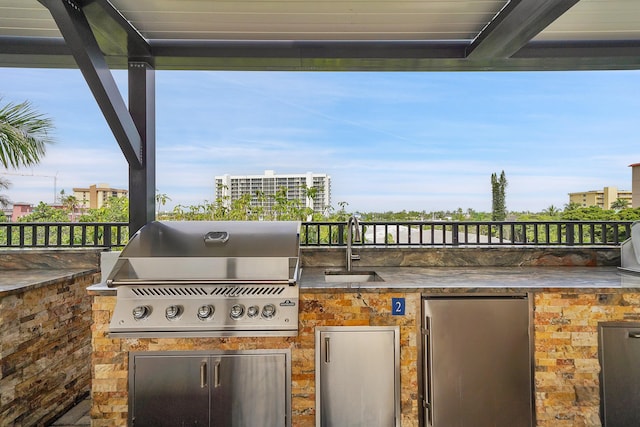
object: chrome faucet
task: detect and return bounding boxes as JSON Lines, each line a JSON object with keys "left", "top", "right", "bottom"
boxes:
{"left": 346, "top": 216, "right": 361, "bottom": 271}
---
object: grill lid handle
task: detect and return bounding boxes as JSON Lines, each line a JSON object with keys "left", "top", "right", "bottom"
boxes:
{"left": 204, "top": 231, "right": 230, "bottom": 245}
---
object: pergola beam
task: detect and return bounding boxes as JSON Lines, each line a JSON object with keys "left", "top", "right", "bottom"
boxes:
{"left": 3, "top": 36, "right": 640, "bottom": 71}
{"left": 128, "top": 61, "right": 156, "bottom": 234}
{"left": 465, "top": 0, "right": 581, "bottom": 59}
{"left": 38, "top": 0, "right": 143, "bottom": 168}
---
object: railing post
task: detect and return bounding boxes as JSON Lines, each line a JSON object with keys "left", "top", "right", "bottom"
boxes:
{"left": 566, "top": 223, "right": 575, "bottom": 246}
{"left": 452, "top": 223, "right": 459, "bottom": 246}
{"left": 104, "top": 225, "right": 112, "bottom": 248}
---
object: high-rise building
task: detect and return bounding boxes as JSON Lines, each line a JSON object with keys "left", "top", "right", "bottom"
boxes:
{"left": 73, "top": 183, "right": 128, "bottom": 209}
{"left": 568, "top": 186, "right": 632, "bottom": 209}
{"left": 215, "top": 170, "right": 331, "bottom": 215}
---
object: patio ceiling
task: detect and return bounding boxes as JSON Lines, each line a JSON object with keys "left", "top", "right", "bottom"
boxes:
{"left": 1, "top": 0, "right": 640, "bottom": 71}
{"left": 1, "top": 0, "right": 639, "bottom": 232}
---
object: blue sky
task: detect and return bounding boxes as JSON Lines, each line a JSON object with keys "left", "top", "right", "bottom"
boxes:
{"left": 1, "top": 68, "right": 639, "bottom": 213}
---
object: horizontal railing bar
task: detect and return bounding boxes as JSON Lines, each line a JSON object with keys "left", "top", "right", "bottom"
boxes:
{"left": 299, "top": 220, "right": 633, "bottom": 247}
{"left": 0, "top": 222, "right": 129, "bottom": 249}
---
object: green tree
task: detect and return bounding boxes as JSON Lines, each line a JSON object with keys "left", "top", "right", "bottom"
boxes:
{"left": 155, "top": 190, "right": 172, "bottom": 219}
{"left": 79, "top": 196, "right": 129, "bottom": 222}
{"left": 542, "top": 205, "right": 561, "bottom": 217}
{"left": 60, "top": 192, "right": 80, "bottom": 222}
{"left": 561, "top": 206, "right": 613, "bottom": 221}
{"left": 19, "top": 201, "right": 68, "bottom": 222}
{"left": 491, "top": 170, "right": 508, "bottom": 221}
{"left": 610, "top": 198, "right": 629, "bottom": 211}
{"left": 563, "top": 202, "right": 582, "bottom": 211}
{"left": 0, "top": 98, "right": 55, "bottom": 169}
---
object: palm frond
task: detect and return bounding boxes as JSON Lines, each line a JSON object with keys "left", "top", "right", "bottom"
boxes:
{"left": 0, "top": 97, "right": 55, "bottom": 169}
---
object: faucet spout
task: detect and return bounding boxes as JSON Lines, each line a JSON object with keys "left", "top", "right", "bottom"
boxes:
{"left": 346, "top": 216, "right": 361, "bottom": 271}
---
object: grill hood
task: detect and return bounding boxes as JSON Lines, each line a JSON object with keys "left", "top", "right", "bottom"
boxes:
{"left": 107, "top": 220, "right": 301, "bottom": 285}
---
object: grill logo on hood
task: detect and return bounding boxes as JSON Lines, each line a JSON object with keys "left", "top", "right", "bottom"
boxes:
{"left": 280, "top": 300, "right": 296, "bottom": 307}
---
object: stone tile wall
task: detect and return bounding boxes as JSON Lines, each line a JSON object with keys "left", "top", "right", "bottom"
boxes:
{"left": 0, "top": 272, "right": 97, "bottom": 426}
{"left": 94, "top": 288, "right": 640, "bottom": 427}
{"left": 91, "top": 291, "right": 420, "bottom": 427}
{"left": 534, "top": 291, "right": 640, "bottom": 427}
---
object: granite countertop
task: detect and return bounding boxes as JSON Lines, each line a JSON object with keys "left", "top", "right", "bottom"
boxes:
{"left": 299, "top": 266, "right": 640, "bottom": 290}
{"left": 0, "top": 268, "right": 98, "bottom": 295}
{"left": 87, "top": 266, "right": 640, "bottom": 296}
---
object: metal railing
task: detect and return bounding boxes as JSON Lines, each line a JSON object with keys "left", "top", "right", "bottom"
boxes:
{"left": 300, "top": 220, "right": 633, "bottom": 247}
{"left": 0, "top": 220, "right": 632, "bottom": 249}
{"left": 0, "top": 222, "right": 129, "bottom": 249}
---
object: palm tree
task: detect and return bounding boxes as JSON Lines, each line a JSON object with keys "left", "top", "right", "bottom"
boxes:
{"left": 0, "top": 176, "right": 10, "bottom": 207}
{"left": 0, "top": 97, "right": 55, "bottom": 169}
{"left": 610, "top": 198, "right": 629, "bottom": 211}
{"left": 61, "top": 193, "right": 80, "bottom": 221}
{"left": 542, "top": 205, "right": 560, "bottom": 217}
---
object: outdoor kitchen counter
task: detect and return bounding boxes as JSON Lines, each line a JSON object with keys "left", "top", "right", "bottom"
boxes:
{"left": 0, "top": 268, "right": 97, "bottom": 295}
{"left": 0, "top": 248, "right": 102, "bottom": 296}
{"left": 299, "top": 266, "right": 640, "bottom": 291}
{"left": 86, "top": 266, "right": 640, "bottom": 296}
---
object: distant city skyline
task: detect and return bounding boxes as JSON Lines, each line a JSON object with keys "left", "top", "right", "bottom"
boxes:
{"left": 1, "top": 68, "right": 639, "bottom": 213}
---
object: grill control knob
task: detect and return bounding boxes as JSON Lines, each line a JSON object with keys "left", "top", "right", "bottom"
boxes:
{"left": 247, "top": 305, "right": 260, "bottom": 318}
{"left": 262, "top": 304, "right": 276, "bottom": 319}
{"left": 230, "top": 304, "right": 245, "bottom": 319}
{"left": 197, "top": 305, "right": 215, "bottom": 320}
{"left": 132, "top": 305, "right": 151, "bottom": 321}
{"left": 165, "top": 305, "right": 183, "bottom": 320}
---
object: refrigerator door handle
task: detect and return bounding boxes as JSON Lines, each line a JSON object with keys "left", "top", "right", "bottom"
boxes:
{"left": 424, "top": 316, "right": 433, "bottom": 426}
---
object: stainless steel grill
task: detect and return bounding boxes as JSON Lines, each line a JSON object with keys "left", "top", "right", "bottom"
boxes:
{"left": 107, "top": 221, "right": 301, "bottom": 338}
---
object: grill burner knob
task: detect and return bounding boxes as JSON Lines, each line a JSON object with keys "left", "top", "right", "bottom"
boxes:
{"left": 247, "top": 305, "right": 260, "bottom": 318}
{"left": 197, "top": 305, "right": 215, "bottom": 320}
{"left": 165, "top": 305, "right": 183, "bottom": 320}
{"left": 230, "top": 304, "right": 245, "bottom": 319}
{"left": 132, "top": 305, "right": 151, "bottom": 320}
{"left": 262, "top": 304, "right": 276, "bottom": 319}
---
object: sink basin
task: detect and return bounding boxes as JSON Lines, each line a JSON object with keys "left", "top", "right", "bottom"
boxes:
{"left": 324, "top": 270, "right": 384, "bottom": 283}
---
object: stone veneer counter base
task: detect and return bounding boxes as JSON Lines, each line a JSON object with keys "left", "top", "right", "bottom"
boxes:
{"left": 90, "top": 266, "right": 640, "bottom": 427}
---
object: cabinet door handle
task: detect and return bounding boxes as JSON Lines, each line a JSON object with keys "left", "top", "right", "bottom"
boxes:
{"left": 200, "top": 361, "right": 207, "bottom": 389}
{"left": 213, "top": 360, "right": 221, "bottom": 388}
{"left": 325, "top": 337, "right": 331, "bottom": 363}
{"left": 629, "top": 332, "right": 640, "bottom": 338}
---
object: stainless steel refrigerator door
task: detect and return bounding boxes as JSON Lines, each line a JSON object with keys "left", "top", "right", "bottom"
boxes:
{"left": 212, "top": 353, "right": 287, "bottom": 427}
{"left": 423, "top": 296, "right": 533, "bottom": 427}
{"left": 131, "top": 355, "right": 210, "bottom": 427}
{"left": 316, "top": 327, "right": 400, "bottom": 427}
{"left": 599, "top": 322, "right": 640, "bottom": 427}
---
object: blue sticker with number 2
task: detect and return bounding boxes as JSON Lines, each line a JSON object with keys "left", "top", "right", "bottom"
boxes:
{"left": 392, "top": 298, "right": 405, "bottom": 315}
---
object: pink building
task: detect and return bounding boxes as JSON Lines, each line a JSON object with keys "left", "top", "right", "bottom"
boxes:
{"left": 11, "top": 203, "right": 32, "bottom": 222}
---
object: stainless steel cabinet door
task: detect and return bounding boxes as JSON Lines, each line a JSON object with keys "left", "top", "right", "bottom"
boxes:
{"left": 212, "top": 354, "right": 287, "bottom": 427}
{"left": 316, "top": 327, "right": 400, "bottom": 427}
{"left": 131, "top": 355, "right": 210, "bottom": 427}
{"left": 599, "top": 322, "right": 640, "bottom": 427}
{"left": 423, "top": 296, "right": 533, "bottom": 427}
